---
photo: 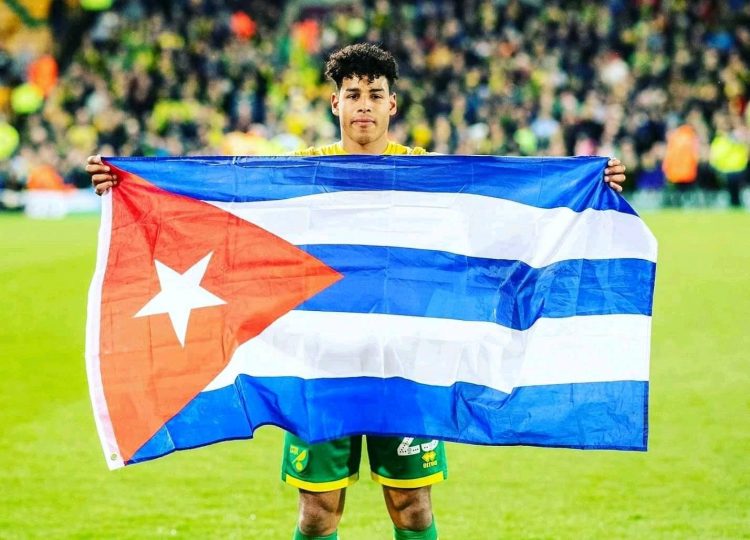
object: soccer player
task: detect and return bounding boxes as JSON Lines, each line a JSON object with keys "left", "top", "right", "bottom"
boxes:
{"left": 88, "top": 43, "right": 626, "bottom": 540}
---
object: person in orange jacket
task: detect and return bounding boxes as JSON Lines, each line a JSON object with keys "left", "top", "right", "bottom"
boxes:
{"left": 662, "top": 123, "right": 700, "bottom": 206}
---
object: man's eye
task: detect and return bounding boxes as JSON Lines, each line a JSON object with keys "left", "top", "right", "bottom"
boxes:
{"left": 372, "top": 95, "right": 382, "bottom": 100}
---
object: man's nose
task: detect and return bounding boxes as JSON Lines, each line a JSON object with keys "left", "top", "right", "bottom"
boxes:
{"left": 358, "top": 99, "right": 372, "bottom": 112}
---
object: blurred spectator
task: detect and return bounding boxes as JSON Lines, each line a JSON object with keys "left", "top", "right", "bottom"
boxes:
{"left": 636, "top": 145, "right": 666, "bottom": 192}
{"left": 710, "top": 113, "right": 749, "bottom": 208}
{"left": 27, "top": 54, "right": 58, "bottom": 96}
{"left": 662, "top": 123, "right": 700, "bottom": 207}
{"left": 0, "top": 116, "right": 20, "bottom": 159}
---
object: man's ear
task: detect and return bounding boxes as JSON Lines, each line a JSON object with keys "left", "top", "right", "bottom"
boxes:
{"left": 389, "top": 92, "right": 397, "bottom": 117}
{"left": 331, "top": 92, "right": 339, "bottom": 116}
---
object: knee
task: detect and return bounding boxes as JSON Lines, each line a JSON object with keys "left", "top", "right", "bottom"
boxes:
{"left": 385, "top": 487, "right": 434, "bottom": 531}
{"left": 298, "top": 490, "right": 343, "bottom": 536}
{"left": 298, "top": 509, "right": 336, "bottom": 537}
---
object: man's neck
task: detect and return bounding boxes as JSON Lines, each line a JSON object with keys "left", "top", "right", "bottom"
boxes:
{"left": 340, "top": 137, "right": 390, "bottom": 155}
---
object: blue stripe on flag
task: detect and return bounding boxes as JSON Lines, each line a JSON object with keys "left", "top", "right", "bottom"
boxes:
{"left": 128, "top": 377, "right": 648, "bottom": 464}
{"left": 297, "top": 245, "right": 655, "bottom": 329}
{"left": 105, "top": 155, "right": 635, "bottom": 214}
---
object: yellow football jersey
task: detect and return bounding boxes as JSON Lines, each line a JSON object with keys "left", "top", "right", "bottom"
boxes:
{"left": 291, "top": 141, "right": 427, "bottom": 156}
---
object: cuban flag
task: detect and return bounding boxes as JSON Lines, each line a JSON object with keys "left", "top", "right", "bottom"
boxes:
{"left": 86, "top": 155, "right": 656, "bottom": 469}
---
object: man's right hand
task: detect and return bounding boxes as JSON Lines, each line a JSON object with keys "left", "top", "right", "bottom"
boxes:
{"left": 86, "top": 154, "right": 118, "bottom": 195}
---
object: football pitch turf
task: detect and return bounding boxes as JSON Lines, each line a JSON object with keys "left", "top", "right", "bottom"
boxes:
{"left": 1, "top": 211, "right": 748, "bottom": 539}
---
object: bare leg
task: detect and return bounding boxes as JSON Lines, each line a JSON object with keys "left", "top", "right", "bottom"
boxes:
{"left": 382, "top": 485, "right": 434, "bottom": 531}
{"left": 297, "top": 488, "right": 346, "bottom": 536}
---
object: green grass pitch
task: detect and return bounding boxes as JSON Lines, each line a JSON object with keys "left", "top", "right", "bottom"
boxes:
{"left": 1, "top": 211, "right": 748, "bottom": 539}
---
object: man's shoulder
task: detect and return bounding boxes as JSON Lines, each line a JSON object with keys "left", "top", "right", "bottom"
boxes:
{"left": 288, "top": 142, "right": 430, "bottom": 156}
{"left": 385, "top": 142, "right": 429, "bottom": 155}
{"left": 289, "top": 143, "right": 344, "bottom": 156}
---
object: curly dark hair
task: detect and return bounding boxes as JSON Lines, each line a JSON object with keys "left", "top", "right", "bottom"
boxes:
{"left": 324, "top": 43, "right": 399, "bottom": 90}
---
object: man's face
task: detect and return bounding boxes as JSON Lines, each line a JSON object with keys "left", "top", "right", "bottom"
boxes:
{"left": 331, "top": 75, "right": 397, "bottom": 148}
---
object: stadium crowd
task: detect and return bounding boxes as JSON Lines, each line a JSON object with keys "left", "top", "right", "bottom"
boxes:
{"left": 1, "top": 0, "right": 749, "bottom": 207}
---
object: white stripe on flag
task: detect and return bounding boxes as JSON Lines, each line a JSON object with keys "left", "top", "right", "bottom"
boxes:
{"left": 84, "top": 192, "right": 124, "bottom": 470}
{"left": 209, "top": 191, "right": 657, "bottom": 266}
{"left": 204, "top": 311, "right": 651, "bottom": 394}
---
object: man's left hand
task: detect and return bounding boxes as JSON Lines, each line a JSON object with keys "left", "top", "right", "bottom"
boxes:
{"left": 604, "top": 158, "right": 626, "bottom": 193}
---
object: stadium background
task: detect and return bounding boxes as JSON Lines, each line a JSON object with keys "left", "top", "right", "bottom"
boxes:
{"left": 1, "top": 0, "right": 749, "bottom": 209}
{"left": 0, "top": 1, "right": 749, "bottom": 538}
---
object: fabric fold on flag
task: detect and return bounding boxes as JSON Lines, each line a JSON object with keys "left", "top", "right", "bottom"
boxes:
{"left": 85, "top": 155, "right": 656, "bottom": 469}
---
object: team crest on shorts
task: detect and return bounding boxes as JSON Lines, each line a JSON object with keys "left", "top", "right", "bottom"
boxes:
{"left": 289, "top": 444, "right": 309, "bottom": 472}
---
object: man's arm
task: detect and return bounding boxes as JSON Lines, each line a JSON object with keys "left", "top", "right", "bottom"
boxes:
{"left": 86, "top": 154, "right": 118, "bottom": 195}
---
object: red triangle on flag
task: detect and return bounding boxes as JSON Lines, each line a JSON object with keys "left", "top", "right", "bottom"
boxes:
{"left": 98, "top": 170, "right": 342, "bottom": 462}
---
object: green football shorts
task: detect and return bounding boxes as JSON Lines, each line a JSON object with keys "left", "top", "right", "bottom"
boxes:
{"left": 281, "top": 433, "right": 448, "bottom": 492}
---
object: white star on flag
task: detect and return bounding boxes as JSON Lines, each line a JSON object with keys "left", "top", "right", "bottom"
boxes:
{"left": 135, "top": 252, "right": 226, "bottom": 346}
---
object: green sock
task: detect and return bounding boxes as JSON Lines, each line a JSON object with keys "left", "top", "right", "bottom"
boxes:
{"left": 393, "top": 517, "right": 438, "bottom": 540}
{"left": 293, "top": 527, "right": 338, "bottom": 540}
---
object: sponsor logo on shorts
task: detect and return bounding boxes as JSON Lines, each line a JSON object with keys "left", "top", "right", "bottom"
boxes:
{"left": 289, "top": 444, "right": 309, "bottom": 472}
{"left": 421, "top": 450, "right": 438, "bottom": 468}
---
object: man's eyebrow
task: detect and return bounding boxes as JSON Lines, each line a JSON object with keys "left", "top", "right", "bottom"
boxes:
{"left": 343, "top": 88, "right": 385, "bottom": 94}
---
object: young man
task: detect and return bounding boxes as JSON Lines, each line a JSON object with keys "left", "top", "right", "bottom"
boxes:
{"left": 281, "top": 45, "right": 443, "bottom": 540}
{"left": 88, "top": 43, "right": 626, "bottom": 540}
